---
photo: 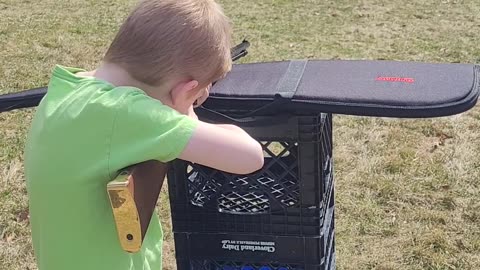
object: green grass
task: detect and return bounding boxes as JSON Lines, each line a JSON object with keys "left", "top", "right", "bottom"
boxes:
{"left": 1, "top": 0, "right": 480, "bottom": 269}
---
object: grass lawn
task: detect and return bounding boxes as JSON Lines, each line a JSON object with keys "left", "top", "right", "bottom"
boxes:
{"left": 1, "top": 0, "right": 479, "bottom": 269}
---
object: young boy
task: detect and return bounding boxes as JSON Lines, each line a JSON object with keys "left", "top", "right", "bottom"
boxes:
{"left": 23, "top": 0, "right": 264, "bottom": 269}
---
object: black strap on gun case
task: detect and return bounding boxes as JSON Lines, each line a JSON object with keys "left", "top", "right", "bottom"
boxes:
{"left": 197, "top": 60, "right": 479, "bottom": 123}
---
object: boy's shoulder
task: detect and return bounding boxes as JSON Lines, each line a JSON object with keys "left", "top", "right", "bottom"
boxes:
{"left": 28, "top": 65, "right": 198, "bottom": 173}
{"left": 35, "top": 64, "right": 195, "bottom": 144}
{"left": 44, "top": 65, "right": 165, "bottom": 116}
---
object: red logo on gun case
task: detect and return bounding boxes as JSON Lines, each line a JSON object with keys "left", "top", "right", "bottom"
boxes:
{"left": 376, "top": 77, "right": 415, "bottom": 83}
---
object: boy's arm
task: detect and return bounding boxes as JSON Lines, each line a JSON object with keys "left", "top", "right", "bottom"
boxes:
{"left": 179, "top": 106, "right": 264, "bottom": 175}
{"left": 178, "top": 120, "right": 264, "bottom": 175}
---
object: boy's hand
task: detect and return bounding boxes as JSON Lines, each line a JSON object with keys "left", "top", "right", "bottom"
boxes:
{"left": 187, "top": 106, "right": 199, "bottom": 121}
{"left": 193, "top": 84, "right": 211, "bottom": 108}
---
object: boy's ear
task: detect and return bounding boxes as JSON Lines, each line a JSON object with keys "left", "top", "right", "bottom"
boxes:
{"left": 170, "top": 80, "right": 199, "bottom": 106}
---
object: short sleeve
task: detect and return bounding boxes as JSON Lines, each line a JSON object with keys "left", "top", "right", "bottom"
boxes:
{"left": 107, "top": 88, "right": 198, "bottom": 176}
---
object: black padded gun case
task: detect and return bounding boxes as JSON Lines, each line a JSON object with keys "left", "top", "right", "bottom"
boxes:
{"left": 198, "top": 60, "right": 479, "bottom": 122}
{"left": 1, "top": 60, "right": 478, "bottom": 118}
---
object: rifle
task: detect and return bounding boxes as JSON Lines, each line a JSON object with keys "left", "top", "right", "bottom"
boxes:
{"left": 0, "top": 39, "right": 250, "bottom": 253}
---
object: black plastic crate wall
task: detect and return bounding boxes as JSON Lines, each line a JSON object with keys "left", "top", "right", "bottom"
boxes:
{"left": 167, "top": 113, "right": 333, "bottom": 236}
{"left": 172, "top": 190, "right": 335, "bottom": 270}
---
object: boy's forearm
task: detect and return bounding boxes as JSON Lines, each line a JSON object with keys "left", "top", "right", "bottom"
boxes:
{"left": 189, "top": 108, "right": 248, "bottom": 134}
{"left": 216, "top": 124, "right": 251, "bottom": 135}
{"left": 216, "top": 124, "right": 243, "bottom": 131}
{"left": 190, "top": 109, "right": 258, "bottom": 147}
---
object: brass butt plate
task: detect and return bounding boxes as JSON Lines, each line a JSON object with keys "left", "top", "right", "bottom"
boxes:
{"left": 107, "top": 172, "right": 142, "bottom": 253}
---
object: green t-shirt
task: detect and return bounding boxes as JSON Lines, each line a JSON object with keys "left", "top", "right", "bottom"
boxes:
{"left": 24, "top": 65, "right": 197, "bottom": 270}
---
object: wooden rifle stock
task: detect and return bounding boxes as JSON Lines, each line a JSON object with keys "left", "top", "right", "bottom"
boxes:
{"left": 106, "top": 39, "right": 250, "bottom": 253}
{"left": 107, "top": 161, "right": 169, "bottom": 253}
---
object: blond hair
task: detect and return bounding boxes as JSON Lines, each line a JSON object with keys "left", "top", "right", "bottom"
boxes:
{"left": 104, "top": 0, "right": 232, "bottom": 89}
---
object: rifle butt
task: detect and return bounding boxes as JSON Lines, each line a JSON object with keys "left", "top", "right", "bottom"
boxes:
{"left": 107, "top": 160, "right": 168, "bottom": 253}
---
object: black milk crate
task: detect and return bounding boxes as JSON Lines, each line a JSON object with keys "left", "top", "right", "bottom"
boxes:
{"left": 168, "top": 114, "right": 333, "bottom": 237}
{"left": 167, "top": 113, "right": 335, "bottom": 269}
{"left": 173, "top": 201, "right": 335, "bottom": 270}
